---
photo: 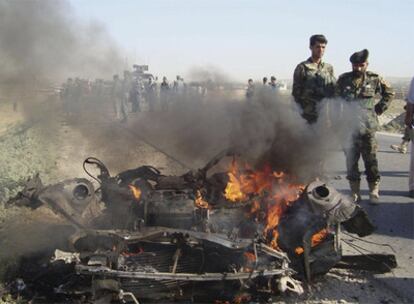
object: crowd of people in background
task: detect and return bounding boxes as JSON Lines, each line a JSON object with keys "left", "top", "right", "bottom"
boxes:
{"left": 245, "top": 76, "right": 288, "bottom": 101}
{"left": 60, "top": 64, "right": 211, "bottom": 122}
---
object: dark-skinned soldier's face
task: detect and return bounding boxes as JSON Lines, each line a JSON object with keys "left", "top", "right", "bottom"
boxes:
{"left": 310, "top": 42, "right": 326, "bottom": 59}
{"left": 352, "top": 62, "right": 368, "bottom": 77}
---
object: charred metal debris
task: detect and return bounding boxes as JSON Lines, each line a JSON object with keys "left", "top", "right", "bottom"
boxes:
{"left": 4, "top": 151, "right": 396, "bottom": 303}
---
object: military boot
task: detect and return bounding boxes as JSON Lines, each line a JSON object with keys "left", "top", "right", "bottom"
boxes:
{"left": 349, "top": 180, "right": 362, "bottom": 203}
{"left": 390, "top": 140, "right": 409, "bottom": 154}
{"left": 368, "top": 182, "right": 380, "bottom": 205}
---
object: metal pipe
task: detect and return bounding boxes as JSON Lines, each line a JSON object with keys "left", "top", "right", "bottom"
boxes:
{"left": 76, "top": 265, "right": 291, "bottom": 281}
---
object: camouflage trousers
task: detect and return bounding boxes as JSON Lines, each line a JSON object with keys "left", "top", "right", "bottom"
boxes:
{"left": 344, "top": 132, "right": 380, "bottom": 183}
{"left": 402, "top": 126, "right": 412, "bottom": 142}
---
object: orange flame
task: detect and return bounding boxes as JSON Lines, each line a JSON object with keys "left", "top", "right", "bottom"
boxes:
{"left": 250, "top": 200, "right": 260, "bottom": 214}
{"left": 128, "top": 184, "right": 142, "bottom": 200}
{"left": 233, "top": 294, "right": 252, "bottom": 304}
{"left": 243, "top": 251, "right": 256, "bottom": 262}
{"left": 224, "top": 170, "right": 248, "bottom": 202}
{"left": 224, "top": 161, "right": 273, "bottom": 202}
{"left": 195, "top": 190, "right": 209, "bottom": 209}
{"left": 223, "top": 161, "right": 304, "bottom": 249}
{"left": 295, "top": 228, "right": 329, "bottom": 255}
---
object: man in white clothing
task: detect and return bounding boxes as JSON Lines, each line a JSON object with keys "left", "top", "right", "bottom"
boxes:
{"left": 404, "top": 77, "right": 414, "bottom": 197}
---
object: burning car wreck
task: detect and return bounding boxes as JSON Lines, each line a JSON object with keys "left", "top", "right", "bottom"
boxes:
{"left": 5, "top": 151, "right": 395, "bottom": 304}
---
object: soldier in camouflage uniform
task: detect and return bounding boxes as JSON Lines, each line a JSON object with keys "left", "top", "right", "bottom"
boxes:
{"left": 292, "top": 34, "right": 336, "bottom": 124}
{"left": 336, "top": 49, "right": 394, "bottom": 204}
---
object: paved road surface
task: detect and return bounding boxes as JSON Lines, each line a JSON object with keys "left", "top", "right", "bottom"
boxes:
{"left": 326, "top": 132, "right": 413, "bottom": 302}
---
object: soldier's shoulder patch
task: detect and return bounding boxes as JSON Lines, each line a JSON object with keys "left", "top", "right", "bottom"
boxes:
{"left": 298, "top": 60, "right": 309, "bottom": 67}
{"left": 366, "top": 71, "right": 379, "bottom": 77}
{"left": 303, "top": 63, "right": 318, "bottom": 71}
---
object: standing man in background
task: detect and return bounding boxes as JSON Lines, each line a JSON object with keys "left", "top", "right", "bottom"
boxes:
{"left": 130, "top": 76, "right": 142, "bottom": 113}
{"left": 336, "top": 49, "right": 394, "bottom": 204}
{"left": 111, "top": 74, "right": 127, "bottom": 122}
{"left": 269, "top": 76, "right": 278, "bottom": 91}
{"left": 292, "top": 34, "right": 336, "bottom": 124}
{"left": 404, "top": 77, "right": 414, "bottom": 198}
{"left": 160, "top": 76, "right": 170, "bottom": 111}
{"left": 146, "top": 77, "right": 157, "bottom": 111}
{"left": 246, "top": 78, "right": 255, "bottom": 102}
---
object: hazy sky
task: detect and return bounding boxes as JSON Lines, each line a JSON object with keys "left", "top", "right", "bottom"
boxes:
{"left": 70, "top": 0, "right": 413, "bottom": 82}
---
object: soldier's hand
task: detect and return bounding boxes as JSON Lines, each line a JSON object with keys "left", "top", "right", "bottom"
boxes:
{"left": 405, "top": 114, "right": 413, "bottom": 128}
{"left": 374, "top": 104, "right": 383, "bottom": 116}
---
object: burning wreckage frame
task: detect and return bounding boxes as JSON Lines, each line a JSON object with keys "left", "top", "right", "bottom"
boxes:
{"left": 6, "top": 151, "right": 396, "bottom": 303}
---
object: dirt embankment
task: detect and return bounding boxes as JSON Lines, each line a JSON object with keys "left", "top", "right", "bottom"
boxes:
{"left": 0, "top": 100, "right": 60, "bottom": 203}
{"left": 378, "top": 98, "right": 406, "bottom": 133}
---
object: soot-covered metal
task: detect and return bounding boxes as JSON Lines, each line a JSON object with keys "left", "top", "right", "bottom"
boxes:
{"left": 5, "top": 152, "right": 387, "bottom": 304}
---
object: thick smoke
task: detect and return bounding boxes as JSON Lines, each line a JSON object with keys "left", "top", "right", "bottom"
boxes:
{"left": 0, "top": 0, "right": 124, "bottom": 260}
{"left": 0, "top": 0, "right": 123, "bottom": 95}
{"left": 124, "top": 83, "right": 360, "bottom": 182}
{"left": 0, "top": 0, "right": 360, "bottom": 182}
{"left": 0, "top": 1, "right": 365, "bottom": 269}
{"left": 187, "top": 66, "right": 231, "bottom": 84}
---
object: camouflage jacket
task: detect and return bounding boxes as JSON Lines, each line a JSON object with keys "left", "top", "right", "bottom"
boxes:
{"left": 336, "top": 71, "right": 394, "bottom": 132}
{"left": 292, "top": 57, "right": 336, "bottom": 118}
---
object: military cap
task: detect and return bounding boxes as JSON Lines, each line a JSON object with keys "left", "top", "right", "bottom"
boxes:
{"left": 350, "top": 49, "right": 369, "bottom": 64}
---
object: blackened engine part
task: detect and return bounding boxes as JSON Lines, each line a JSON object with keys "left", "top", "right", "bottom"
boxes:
{"left": 99, "top": 178, "right": 141, "bottom": 229}
{"left": 118, "top": 242, "right": 204, "bottom": 274}
{"left": 72, "top": 233, "right": 126, "bottom": 253}
{"left": 277, "top": 198, "right": 326, "bottom": 255}
{"left": 207, "top": 208, "right": 257, "bottom": 238}
{"left": 155, "top": 175, "right": 191, "bottom": 190}
{"left": 145, "top": 190, "right": 202, "bottom": 229}
{"left": 116, "top": 165, "right": 161, "bottom": 186}
{"left": 277, "top": 198, "right": 341, "bottom": 279}
{"left": 36, "top": 178, "right": 102, "bottom": 228}
{"left": 306, "top": 180, "right": 375, "bottom": 236}
{"left": 341, "top": 206, "right": 376, "bottom": 237}
{"left": 306, "top": 180, "right": 356, "bottom": 223}
{"left": 74, "top": 229, "right": 294, "bottom": 302}
{"left": 303, "top": 233, "right": 341, "bottom": 279}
